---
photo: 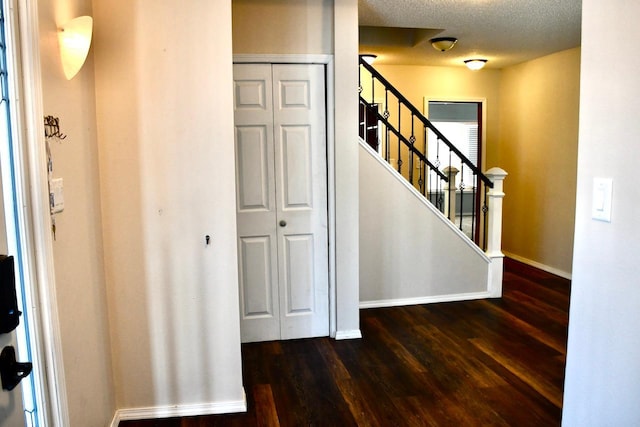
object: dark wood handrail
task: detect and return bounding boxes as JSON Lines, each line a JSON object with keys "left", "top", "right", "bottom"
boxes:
{"left": 359, "top": 58, "right": 494, "bottom": 188}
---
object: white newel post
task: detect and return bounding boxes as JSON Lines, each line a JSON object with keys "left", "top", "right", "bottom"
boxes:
{"left": 442, "top": 166, "right": 459, "bottom": 222}
{"left": 485, "top": 167, "right": 508, "bottom": 297}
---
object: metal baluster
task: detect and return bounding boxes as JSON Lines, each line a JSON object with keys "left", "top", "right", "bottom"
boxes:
{"left": 429, "top": 169, "right": 434, "bottom": 206}
{"left": 440, "top": 171, "right": 445, "bottom": 213}
{"left": 436, "top": 169, "right": 442, "bottom": 212}
{"left": 459, "top": 163, "right": 465, "bottom": 232}
{"left": 482, "top": 185, "right": 489, "bottom": 250}
{"left": 435, "top": 137, "right": 440, "bottom": 207}
{"left": 371, "top": 73, "right": 375, "bottom": 108}
{"left": 409, "top": 113, "right": 415, "bottom": 185}
{"left": 384, "top": 89, "right": 390, "bottom": 162}
{"left": 448, "top": 147, "right": 452, "bottom": 219}
{"left": 423, "top": 162, "right": 427, "bottom": 196}
{"left": 433, "top": 170, "right": 436, "bottom": 208}
{"left": 422, "top": 126, "right": 427, "bottom": 196}
{"left": 397, "top": 102, "right": 402, "bottom": 174}
{"left": 471, "top": 173, "right": 477, "bottom": 244}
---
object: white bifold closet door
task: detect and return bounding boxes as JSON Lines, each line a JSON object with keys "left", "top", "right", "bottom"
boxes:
{"left": 233, "top": 63, "right": 329, "bottom": 343}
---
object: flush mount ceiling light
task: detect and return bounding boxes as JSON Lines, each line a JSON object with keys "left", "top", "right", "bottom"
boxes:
{"left": 58, "top": 16, "right": 93, "bottom": 80}
{"left": 464, "top": 59, "right": 488, "bottom": 71}
{"left": 430, "top": 37, "right": 458, "bottom": 52}
{"left": 360, "top": 54, "right": 377, "bottom": 65}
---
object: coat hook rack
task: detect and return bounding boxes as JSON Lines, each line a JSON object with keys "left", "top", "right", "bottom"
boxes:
{"left": 44, "top": 115, "right": 67, "bottom": 140}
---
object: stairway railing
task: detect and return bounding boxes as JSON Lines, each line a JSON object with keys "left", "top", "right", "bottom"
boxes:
{"left": 359, "top": 57, "right": 494, "bottom": 249}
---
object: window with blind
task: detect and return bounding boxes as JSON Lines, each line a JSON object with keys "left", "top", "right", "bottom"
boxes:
{"left": 428, "top": 122, "right": 478, "bottom": 187}
{"left": 427, "top": 101, "right": 481, "bottom": 190}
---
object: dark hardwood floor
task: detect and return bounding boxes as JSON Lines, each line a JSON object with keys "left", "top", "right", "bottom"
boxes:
{"left": 120, "top": 258, "right": 570, "bottom": 426}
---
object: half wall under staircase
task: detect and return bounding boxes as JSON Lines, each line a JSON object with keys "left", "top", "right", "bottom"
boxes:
{"left": 358, "top": 58, "right": 507, "bottom": 308}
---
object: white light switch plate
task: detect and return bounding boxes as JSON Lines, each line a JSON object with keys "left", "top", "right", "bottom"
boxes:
{"left": 592, "top": 177, "right": 612, "bottom": 222}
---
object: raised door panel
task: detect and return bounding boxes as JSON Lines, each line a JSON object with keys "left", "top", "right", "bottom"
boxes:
{"left": 279, "top": 125, "right": 313, "bottom": 210}
{"left": 282, "top": 234, "right": 315, "bottom": 315}
{"left": 237, "top": 236, "right": 279, "bottom": 342}
{"left": 236, "top": 125, "right": 271, "bottom": 212}
{"left": 233, "top": 64, "right": 273, "bottom": 121}
{"left": 239, "top": 236, "right": 276, "bottom": 318}
{"left": 278, "top": 78, "right": 310, "bottom": 110}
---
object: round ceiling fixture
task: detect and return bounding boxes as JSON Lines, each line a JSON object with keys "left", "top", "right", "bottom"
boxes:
{"left": 430, "top": 37, "right": 458, "bottom": 52}
{"left": 464, "top": 59, "right": 488, "bottom": 70}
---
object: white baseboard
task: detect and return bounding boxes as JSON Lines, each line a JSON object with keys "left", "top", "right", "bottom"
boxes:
{"left": 110, "top": 392, "right": 247, "bottom": 427}
{"left": 503, "top": 251, "right": 572, "bottom": 280}
{"left": 335, "top": 329, "right": 362, "bottom": 340}
{"left": 360, "top": 291, "right": 492, "bottom": 309}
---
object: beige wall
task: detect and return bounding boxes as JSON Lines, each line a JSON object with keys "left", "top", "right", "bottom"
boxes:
{"left": 371, "top": 65, "right": 502, "bottom": 169}
{"left": 232, "top": 0, "right": 333, "bottom": 54}
{"left": 37, "top": 0, "right": 115, "bottom": 425}
{"left": 499, "top": 48, "right": 580, "bottom": 276}
{"left": 93, "top": 0, "right": 245, "bottom": 411}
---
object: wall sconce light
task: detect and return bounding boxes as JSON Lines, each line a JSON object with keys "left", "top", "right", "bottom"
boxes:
{"left": 430, "top": 37, "right": 458, "bottom": 52}
{"left": 58, "top": 16, "right": 93, "bottom": 80}
{"left": 360, "top": 54, "right": 377, "bottom": 65}
{"left": 464, "top": 59, "right": 488, "bottom": 71}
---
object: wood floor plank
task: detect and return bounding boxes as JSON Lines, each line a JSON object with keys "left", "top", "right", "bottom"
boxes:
{"left": 334, "top": 377, "right": 382, "bottom": 427}
{"left": 279, "top": 340, "right": 356, "bottom": 425}
{"left": 120, "top": 258, "right": 570, "bottom": 426}
{"left": 486, "top": 297, "right": 569, "bottom": 348}
{"left": 478, "top": 299, "right": 567, "bottom": 354}
{"left": 469, "top": 337, "right": 564, "bottom": 408}
{"left": 504, "top": 289, "right": 569, "bottom": 325}
{"left": 392, "top": 394, "right": 465, "bottom": 427}
{"left": 364, "top": 316, "right": 429, "bottom": 373}
{"left": 480, "top": 385, "right": 562, "bottom": 427}
{"left": 412, "top": 322, "right": 508, "bottom": 389}
{"left": 314, "top": 339, "right": 351, "bottom": 380}
{"left": 503, "top": 272, "right": 570, "bottom": 310}
{"left": 253, "top": 384, "right": 279, "bottom": 427}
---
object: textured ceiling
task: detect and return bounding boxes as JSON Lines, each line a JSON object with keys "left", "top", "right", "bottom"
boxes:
{"left": 359, "top": 0, "right": 582, "bottom": 69}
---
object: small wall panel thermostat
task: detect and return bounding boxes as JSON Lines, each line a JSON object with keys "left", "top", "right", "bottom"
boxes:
{"left": 49, "top": 178, "right": 64, "bottom": 214}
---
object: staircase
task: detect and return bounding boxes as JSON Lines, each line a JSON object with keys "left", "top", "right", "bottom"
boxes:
{"left": 358, "top": 57, "right": 507, "bottom": 307}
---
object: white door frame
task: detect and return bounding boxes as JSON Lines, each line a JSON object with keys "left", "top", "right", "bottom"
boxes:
{"left": 233, "top": 54, "right": 337, "bottom": 338}
{"left": 5, "top": 0, "right": 69, "bottom": 424}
